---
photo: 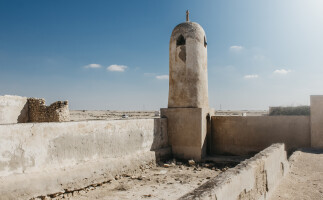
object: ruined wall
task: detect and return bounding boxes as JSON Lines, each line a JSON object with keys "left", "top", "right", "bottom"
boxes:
{"left": 211, "top": 116, "right": 310, "bottom": 155}
{"left": 180, "top": 144, "right": 289, "bottom": 200}
{"left": 28, "top": 98, "right": 70, "bottom": 122}
{"left": 0, "top": 95, "right": 28, "bottom": 124}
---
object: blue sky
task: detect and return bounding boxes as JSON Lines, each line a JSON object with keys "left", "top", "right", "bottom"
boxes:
{"left": 1, "top": 0, "right": 323, "bottom": 110}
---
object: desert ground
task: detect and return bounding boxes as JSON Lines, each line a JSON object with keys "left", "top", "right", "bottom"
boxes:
{"left": 40, "top": 160, "right": 235, "bottom": 200}
{"left": 69, "top": 110, "right": 268, "bottom": 121}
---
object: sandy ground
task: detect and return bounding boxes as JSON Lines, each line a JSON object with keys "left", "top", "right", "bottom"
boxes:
{"left": 270, "top": 149, "right": 323, "bottom": 200}
{"left": 47, "top": 160, "right": 234, "bottom": 200}
{"left": 70, "top": 110, "right": 268, "bottom": 121}
{"left": 70, "top": 110, "right": 158, "bottom": 121}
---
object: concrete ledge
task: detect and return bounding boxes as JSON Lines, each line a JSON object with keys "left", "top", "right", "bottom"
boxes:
{"left": 179, "top": 143, "right": 289, "bottom": 200}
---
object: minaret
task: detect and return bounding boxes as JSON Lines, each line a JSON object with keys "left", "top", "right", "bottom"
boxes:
{"left": 161, "top": 11, "right": 212, "bottom": 161}
{"left": 168, "top": 10, "right": 209, "bottom": 109}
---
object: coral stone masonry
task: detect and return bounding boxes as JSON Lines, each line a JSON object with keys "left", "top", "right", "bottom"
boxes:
{"left": 28, "top": 98, "right": 70, "bottom": 122}
{"left": 0, "top": 95, "right": 70, "bottom": 124}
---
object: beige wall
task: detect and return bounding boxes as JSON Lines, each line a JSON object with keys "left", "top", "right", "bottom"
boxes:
{"left": 211, "top": 116, "right": 310, "bottom": 155}
{"left": 161, "top": 108, "right": 211, "bottom": 161}
{"left": 0, "top": 95, "right": 28, "bottom": 124}
{"left": 180, "top": 144, "right": 289, "bottom": 200}
{"left": 0, "top": 118, "right": 169, "bottom": 199}
{"left": 310, "top": 95, "right": 323, "bottom": 148}
{"left": 0, "top": 118, "right": 168, "bottom": 177}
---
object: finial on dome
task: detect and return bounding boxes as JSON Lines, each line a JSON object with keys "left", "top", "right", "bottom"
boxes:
{"left": 186, "top": 10, "right": 189, "bottom": 22}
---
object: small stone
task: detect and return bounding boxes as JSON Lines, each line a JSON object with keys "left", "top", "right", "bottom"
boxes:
{"left": 164, "top": 164, "right": 171, "bottom": 168}
{"left": 206, "top": 177, "right": 211, "bottom": 179}
{"left": 188, "top": 160, "right": 195, "bottom": 166}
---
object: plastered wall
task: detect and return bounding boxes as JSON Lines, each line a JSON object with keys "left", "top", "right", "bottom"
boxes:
{"left": 310, "top": 95, "right": 323, "bottom": 148}
{"left": 0, "top": 118, "right": 168, "bottom": 177}
{"left": 0, "top": 95, "right": 28, "bottom": 124}
{"left": 180, "top": 144, "right": 289, "bottom": 200}
{"left": 211, "top": 116, "right": 310, "bottom": 155}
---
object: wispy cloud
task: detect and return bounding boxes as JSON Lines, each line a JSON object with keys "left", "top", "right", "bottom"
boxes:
{"left": 156, "top": 75, "right": 169, "bottom": 80}
{"left": 107, "top": 64, "right": 127, "bottom": 72}
{"left": 229, "top": 45, "right": 244, "bottom": 52}
{"left": 273, "top": 69, "right": 291, "bottom": 75}
{"left": 244, "top": 74, "right": 259, "bottom": 79}
{"left": 84, "top": 63, "right": 102, "bottom": 69}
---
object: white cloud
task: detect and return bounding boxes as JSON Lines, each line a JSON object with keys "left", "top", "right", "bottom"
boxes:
{"left": 229, "top": 45, "right": 244, "bottom": 52}
{"left": 244, "top": 74, "right": 259, "bottom": 79}
{"left": 273, "top": 69, "right": 291, "bottom": 75}
{"left": 84, "top": 63, "right": 102, "bottom": 69}
{"left": 107, "top": 64, "right": 127, "bottom": 72}
{"left": 156, "top": 75, "right": 169, "bottom": 80}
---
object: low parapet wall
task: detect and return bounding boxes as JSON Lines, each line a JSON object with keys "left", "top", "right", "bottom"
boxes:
{"left": 0, "top": 118, "right": 170, "bottom": 199}
{"left": 211, "top": 116, "right": 310, "bottom": 155}
{"left": 180, "top": 143, "right": 289, "bottom": 200}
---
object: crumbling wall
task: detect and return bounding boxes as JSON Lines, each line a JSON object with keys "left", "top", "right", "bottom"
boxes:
{"left": 269, "top": 106, "right": 310, "bottom": 116}
{"left": 28, "top": 98, "right": 70, "bottom": 122}
{"left": 180, "top": 143, "right": 289, "bottom": 200}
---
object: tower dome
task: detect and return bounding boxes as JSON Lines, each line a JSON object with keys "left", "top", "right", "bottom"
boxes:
{"left": 168, "top": 16, "right": 208, "bottom": 108}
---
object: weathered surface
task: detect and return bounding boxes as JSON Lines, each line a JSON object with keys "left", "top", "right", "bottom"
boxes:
{"left": 0, "top": 119, "right": 168, "bottom": 177}
{"left": 179, "top": 144, "right": 289, "bottom": 200}
{"left": 310, "top": 95, "right": 323, "bottom": 148}
{"left": 28, "top": 98, "right": 70, "bottom": 122}
{"left": 168, "top": 22, "right": 208, "bottom": 108}
{"left": 270, "top": 149, "right": 323, "bottom": 200}
{"left": 0, "top": 118, "right": 170, "bottom": 199}
{"left": 161, "top": 108, "right": 211, "bottom": 161}
{"left": 0, "top": 95, "right": 28, "bottom": 124}
{"left": 211, "top": 116, "right": 310, "bottom": 155}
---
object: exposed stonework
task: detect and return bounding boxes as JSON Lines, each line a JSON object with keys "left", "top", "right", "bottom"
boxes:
{"left": 28, "top": 98, "right": 70, "bottom": 122}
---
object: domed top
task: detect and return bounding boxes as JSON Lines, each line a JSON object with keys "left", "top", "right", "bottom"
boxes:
{"left": 170, "top": 22, "right": 206, "bottom": 43}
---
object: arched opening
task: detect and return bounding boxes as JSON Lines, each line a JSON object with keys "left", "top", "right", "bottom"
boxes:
{"left": 204, "top": 36, "right": 207, "bottom": 47}
{"left": 176, "top": 35, "right": 186, "bottom": 46}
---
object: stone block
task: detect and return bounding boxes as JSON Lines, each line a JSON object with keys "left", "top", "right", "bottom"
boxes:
{"left": 160, "top": 107, "right": 212, "bottom": 161}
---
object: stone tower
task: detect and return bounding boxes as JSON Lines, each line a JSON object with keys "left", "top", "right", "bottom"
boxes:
{"left": 168, "top": 19, "right": 208, "bottom": 108}
{"left": 161, "top": 11, "right": 213, "bottom": 161}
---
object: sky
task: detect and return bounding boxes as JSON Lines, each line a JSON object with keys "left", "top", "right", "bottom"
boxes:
{"left": 1, "top": 0, "right": 323, "bottom": 110}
